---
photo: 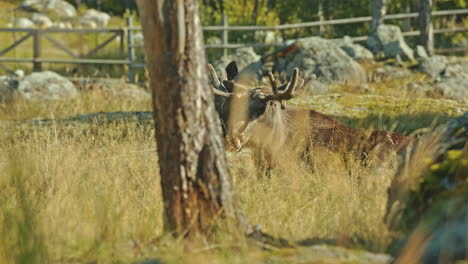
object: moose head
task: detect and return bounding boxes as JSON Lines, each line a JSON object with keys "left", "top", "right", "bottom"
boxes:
{"left": 208, "top": 61, "right": 316, "bottom": 149}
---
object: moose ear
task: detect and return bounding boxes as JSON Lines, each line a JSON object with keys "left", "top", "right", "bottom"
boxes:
{"left": 226, "top": 61, "right": 239, "bottom": 81}
{"left": 222, "top": 80, "right": 235, "bottom": 93}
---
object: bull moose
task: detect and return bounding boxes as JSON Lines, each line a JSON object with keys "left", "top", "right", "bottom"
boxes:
{"left": 208, "top": 61, "right": 413, "bottom": 172}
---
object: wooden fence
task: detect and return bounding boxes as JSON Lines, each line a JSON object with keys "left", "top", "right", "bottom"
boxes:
{"left": 0, "top": 8, "right": 467, "bottom": 82}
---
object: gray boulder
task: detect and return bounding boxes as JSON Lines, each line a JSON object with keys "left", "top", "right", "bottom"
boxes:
{"left": 432, "top": 59, "right": 468, "bottom": 102}
{"left": 212, "top": 47, "right": 263, "bottom": 82}
{"left": 19, "top": 0, "right": 46, "bottom": 12}
{"left": 435, "top": 76, "right": 468, "bottom": 102}
{"left": 18, "top": 71, "right": 78, "bottom": 101}
{"left": 367, "top": 25, "right": 414, "bottom": 61}
{"left": 418, "top": 55, "right": 448, "bottom": 81}
{"left": 79, "top": 9, "right": 111, "bottom": 28}
{"left": 20, "top": 0, "right": 77, "bottom": 18}
{"left": 333, "top": 36, "right": 373, "bottom": 60}
{"left": 47, "top": 0, "right": 76, "bottom": 18}
{"left": 275, "top": 37, "right": 367, "bottom": 86}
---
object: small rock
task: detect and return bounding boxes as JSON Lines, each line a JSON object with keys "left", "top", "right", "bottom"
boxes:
{"left": 31, "top": 13, "right": 53, "bottom": 28}
{"left": 415, "top": 45, "right": 429, "bottom": 59}
{"left": 16, "top": 17, "right": 35, "bottom": 28}
{"left": 14, "top": 70, "right": 25, "bottom": 78}
{"left": 418, "top": 55, "right": 448, "bottom": 81}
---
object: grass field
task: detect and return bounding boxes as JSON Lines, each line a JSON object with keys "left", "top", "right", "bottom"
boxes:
{"left": 0, "top": 2, "right": 467, "bottom": 260}
{"left": 0, "top": 76, "right": 466, "bottom": 263}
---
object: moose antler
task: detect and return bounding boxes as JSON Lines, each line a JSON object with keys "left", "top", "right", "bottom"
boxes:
{"left": 266, "top": 68, "right": 299, "bottom": 101}
{"left": 265, "top": 68, "right": 317, "bottom": 108}
{"left": 207, "top": 64, "right": 250, "bottom": 98}
{"left": 207, "top": 64, "right": 233, "bottom": 98}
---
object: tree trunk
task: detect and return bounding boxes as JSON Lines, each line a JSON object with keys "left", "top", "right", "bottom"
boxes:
{"left": 371, "top": 0, "right": 386, "bottom": 32}
{"left": 252, "top": 0, "right": 259, "bottom": 25}
{"left": 419, "top": 0, "right": 434, "bottom": 56}
{"left": 136, "top": 0, "right": 239, "bottom": 237}
{"left": 318, "top": 0, "right": 324, "bottom": 37}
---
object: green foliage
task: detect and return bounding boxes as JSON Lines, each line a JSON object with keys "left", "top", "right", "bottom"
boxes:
{"left": 401, "top": 148, "right": 468, "bottom": 232}
{"left": 198, "top": 0, "right": 467, "bottom": 53}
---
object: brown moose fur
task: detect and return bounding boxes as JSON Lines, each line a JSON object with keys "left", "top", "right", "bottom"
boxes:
{"left": 246, "top": 101, "right": 412, "bottom": 163}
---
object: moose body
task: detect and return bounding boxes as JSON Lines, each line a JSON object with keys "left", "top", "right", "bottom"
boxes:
{"left": 208, "top": 61, "right": 413, "bottom": 169}
{"left": 248, "top": 104, "right": 412, "bottom": 161}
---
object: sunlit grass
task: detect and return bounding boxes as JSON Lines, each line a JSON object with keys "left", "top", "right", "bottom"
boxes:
{"left": 0, "top": 74, "right": 467, "bottom": 263}
{"left": 0, "top": 120, "right": 397, "bottom": 263}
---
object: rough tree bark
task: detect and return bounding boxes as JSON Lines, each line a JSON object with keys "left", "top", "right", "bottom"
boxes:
{"left": 136, "top": 0, "right": 239, "bottom": 237}
{"left": 419, "top": 0, "right": 434, "bottom": 56}
{"left": 371, "top": 0, "right": 386, "bottom": 32}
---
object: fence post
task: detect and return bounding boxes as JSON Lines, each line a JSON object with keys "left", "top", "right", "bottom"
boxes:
{"left": 119, "top": 29, "right": 125, "bottom": 55}
{"left": 371, "top": 0, "right": 386, "bottom": 32}
{"left": 33, "top": 28, "right": 42, "bottom": 71}
{"left": 419, "top": 0, "right": 434, "bottom": 55}
{"left": 403, "top": 3, "right": 411, "bottom": 32}
{"left": 126, "top": 17, "right": 136, "bottom": 83}
{"left": 222, "top": 14, "right": 228, "bottom": 56}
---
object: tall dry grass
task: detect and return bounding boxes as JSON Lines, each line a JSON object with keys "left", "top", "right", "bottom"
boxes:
{"left": 0, "top": 123, "right": 400, "bottom": 262}
{"left": 0, "top": 90, "right": 461, "bottom": 263}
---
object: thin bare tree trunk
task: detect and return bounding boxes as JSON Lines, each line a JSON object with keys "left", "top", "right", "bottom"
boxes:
{"left": 419, "top": 0, "right": 434, "bottom": 55}
{"left": 318, "top": 0, "right": 324, "bottom": 36}
{"left": 136, "top": 0, "right": 239, "bottom": 237}
{"left": 252, "top": 0, "right": 259, "bottom": 24}
{"left": 371, "top": 0, "right": 386, "bottom": 32}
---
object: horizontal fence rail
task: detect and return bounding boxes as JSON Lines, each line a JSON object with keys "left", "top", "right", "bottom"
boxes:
{"left": 0, "top": 8, "right": 467, "bottom": 82}
{"left": 201, "top": 9, "right": 468, "bottom": 31}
